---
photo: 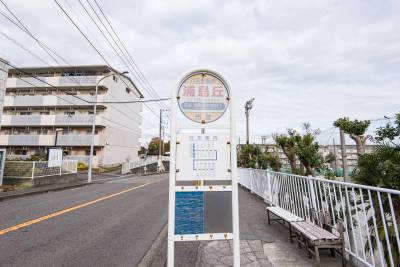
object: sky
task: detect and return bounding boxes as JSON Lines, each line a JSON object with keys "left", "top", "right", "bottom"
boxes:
{"left": 0, "top": 0, "right": 399, "bottom": 145}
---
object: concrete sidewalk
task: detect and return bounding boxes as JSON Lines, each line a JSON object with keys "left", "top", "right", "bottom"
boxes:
{"left": 153, "top": 186, "right": 346, "bottom": 267}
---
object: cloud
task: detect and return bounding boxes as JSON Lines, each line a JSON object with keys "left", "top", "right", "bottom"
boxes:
{"left": 0, "top": 0, "right": 399, "bottom": 144}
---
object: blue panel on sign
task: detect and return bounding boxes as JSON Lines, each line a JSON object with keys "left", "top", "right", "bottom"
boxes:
{"left": 175, "top": 192, "right": 204, "bottom": 235}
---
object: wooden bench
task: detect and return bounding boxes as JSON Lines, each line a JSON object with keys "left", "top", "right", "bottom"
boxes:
{"left": 266, "top": 206, "right": 304, "bottom": 242}
{"left": 291, "top": 211, "right": 345, "bottom": 267}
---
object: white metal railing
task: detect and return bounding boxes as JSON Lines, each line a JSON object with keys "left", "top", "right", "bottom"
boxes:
{"left": 3, "top": 160, "right": 78, "bottom": 179}
{"left": 239, "top": 168, "right": 400, "bottom": 267}
{"left": 121, "top": 156, "right": 170, "bottom": 175}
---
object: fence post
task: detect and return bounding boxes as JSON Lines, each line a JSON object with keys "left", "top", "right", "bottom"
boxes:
{"left": 267, "top": 170, "right": 272, "bottom": 204}
{"left": 31, "top": 161, "right": 36, "bottom": 179}
{"left": 307, "top": 175, "right": 317, "bottom": 212}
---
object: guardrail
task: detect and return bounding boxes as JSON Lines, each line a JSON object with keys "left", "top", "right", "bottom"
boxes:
{"left": 4, "top": 160, "right": 78, "bottom": 179}
{"left": 238, "top": 168, "right": 400, "bottom": 267}
{"left": 121, "top": 156, "right": 170, "bottom": 175}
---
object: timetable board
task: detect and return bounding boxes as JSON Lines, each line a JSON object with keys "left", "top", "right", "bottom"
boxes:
{"left": 176, "top": 133, "right": 230, "bottom": 181}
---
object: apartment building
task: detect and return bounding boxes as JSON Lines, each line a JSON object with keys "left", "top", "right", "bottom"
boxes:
{"left": 0, "top": 58, "right": 9, "bottom": 123}
{"left": 0, "top": 65, "right": 143, "bottom": 167}
{"left": 241, "top": 143, "right": 376, "bottom": 172}
{"left": 320, "top": 144, "right": 376, "bottom": 171}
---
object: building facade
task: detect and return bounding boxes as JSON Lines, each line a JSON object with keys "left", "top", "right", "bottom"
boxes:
{"left": 0, "top": 65, "right": 143, "bottom": 167}
{"left": 0, "top": 58, "right": 9, "bottom": 124}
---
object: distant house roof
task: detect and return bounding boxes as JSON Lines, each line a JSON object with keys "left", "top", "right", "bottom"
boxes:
{"left": 9, "top": 64, "right": 144, "bottom": 98}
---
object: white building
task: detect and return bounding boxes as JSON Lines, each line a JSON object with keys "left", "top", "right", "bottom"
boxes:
{"left": 0, "top": 65, "right": 143, "bottom": 167}
{"left": 0, "top": 58, "right": 9, "bottom": 123}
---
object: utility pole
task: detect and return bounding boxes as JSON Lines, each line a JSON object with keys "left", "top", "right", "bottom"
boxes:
{"left": 159, "top": 109, "right": 162, "bottom": 159}
{"left": 339, "top": 129, "right": 349, "bottom": 182}
{"left": 245, "top": 98, "right": 255, "bottom": 145}
{"left": 333, "top": 137, "right": 337, "bottom": 176}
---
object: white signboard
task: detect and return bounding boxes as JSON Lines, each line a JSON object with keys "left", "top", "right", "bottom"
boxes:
{"left": 48, "top": 148, "right": 63, "bottom": 167}
{"left": 176, "top": 133, "right": 230, "bottom": 181}
{"left": 168, "top": 69, "right": 240, "bottom": 267}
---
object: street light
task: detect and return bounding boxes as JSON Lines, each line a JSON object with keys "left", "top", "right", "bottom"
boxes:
{"left": 245, "top": 98, "right": 255, "bottom": 145}
{"left": 88, "top": 71, "right": 129, "bottom": 183}
{"left": 54, "top": 128, "right": 63, "bottom": 146}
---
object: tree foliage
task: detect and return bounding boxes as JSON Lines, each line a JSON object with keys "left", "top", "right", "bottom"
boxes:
{"left": 238, "top": 144, "right": 281, "bottom": 171}
{"left": 147, "top": 137, "right": 170, "bottom": 155}
{"left": 293, "top": 123, "right": 332, "bottom": 176}
{"left": 334, "top": 117, "right": 371, "bottom": 155}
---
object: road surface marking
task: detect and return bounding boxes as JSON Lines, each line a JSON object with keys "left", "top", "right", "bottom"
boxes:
{"left": 0, "top": 179, "right": 162, "bottom": 236}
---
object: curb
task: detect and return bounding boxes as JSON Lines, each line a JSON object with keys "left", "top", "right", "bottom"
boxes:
{"left": 0, "top": 182, "right": 91, "bottom": 202}
{"left": 137, "top": 223, "right": 168, "bottom": 267}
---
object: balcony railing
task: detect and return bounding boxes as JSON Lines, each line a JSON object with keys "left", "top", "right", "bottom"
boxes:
{"left": 0, "top": 134, "right": 105, "bottom": 146}
{"left": 6, "top": 75, "right": 100, "bottom": 88}
{"left": 3, "top": 95, "right": 105, "bottom": 107}
{"left": 238, "top": 168, "right": 400, "bottom": 267}
{"left": 1, "top": 114, "right": 105, "bottom": 126}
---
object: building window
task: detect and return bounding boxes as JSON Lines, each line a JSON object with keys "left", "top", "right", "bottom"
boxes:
{"left": 15, "top": 150, "right": 27, "bottom": 155}
{"left": 20, "top": 112, "right": 32, "bottom": 115}
{"left": 85, "top": 150, "right": 96, "bottom": 156}
{"left": 40, "top": 112, "right": 50, "bottom": 115}
{"left": 86, "top": 129, "right": 99, "bottom": 134}
{"left": 64, "top": 111, "right": 75, "bottom": 116}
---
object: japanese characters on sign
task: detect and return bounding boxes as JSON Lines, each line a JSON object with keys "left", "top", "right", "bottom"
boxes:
{"left": 176, "top": 133, "right": 230, "bottom": 181}
{"left": 177, "top": 72, "right": 229, "bottom": 123}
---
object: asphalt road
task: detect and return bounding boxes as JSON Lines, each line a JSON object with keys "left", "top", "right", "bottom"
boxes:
{"left": 0, "top": 173, "right": 169, "bottom": 267}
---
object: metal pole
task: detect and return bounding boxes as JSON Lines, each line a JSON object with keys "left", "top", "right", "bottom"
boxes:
{"left": 244, "top": 98, "right": 254, "bottom": 145}
{"left": 333, "top": 138, "right": 337, "bottom": 176}
{"left": 231, "top": 94, "right": 241, "bottom": 267}
{"left": 339, "top": 129, "right": 349, "bottom": 182}
{"left": 88, "top": 71, "right": 129, "bottom": 183}
{"left": 55, "top": 131, "right": 58, "bottom": 147}
{"left": 167, "top": 93, "right": 177, "bottom": 267}
{"left": 246, "top": 110, "right": 249, "bottom": 145}
{"left": 88, "top": 81, "right": 99, "bottom": 184}
{"left": 159, "top": 109, "right": 162, "bottom": 159}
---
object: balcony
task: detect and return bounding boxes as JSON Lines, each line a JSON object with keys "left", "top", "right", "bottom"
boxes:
{"left": 6, "top": 75, "right": 100, "bottom": 88}
{"left": 3, "top": 95, "right": 105, "bottom": 107}
{"left": 1, "top": 114, "right": 105, "bottom": 126}
{"left": 0, "top": 134, "right": 105, "bottom": 146}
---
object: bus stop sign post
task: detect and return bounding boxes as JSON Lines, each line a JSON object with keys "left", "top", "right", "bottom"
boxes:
{"left": 167, "top": 70, "right": 240, "bottom": 266}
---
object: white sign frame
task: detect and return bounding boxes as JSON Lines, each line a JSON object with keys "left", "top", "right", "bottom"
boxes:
{"left": 167, "top": 69, "right": 240, "bottom": 267}
{"left": 48, "top": 148, "right": 63, "bottom": 168}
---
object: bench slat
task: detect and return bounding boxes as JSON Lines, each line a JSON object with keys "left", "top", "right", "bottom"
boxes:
{"left": 266, "top": 207, "right": 303, "bottom": 222}
{"left": 291, "top": 221, "right": 339, "bottom": 241}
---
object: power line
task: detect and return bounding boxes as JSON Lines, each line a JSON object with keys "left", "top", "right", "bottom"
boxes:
{"left": 54, "top": 0, "right": 112, "bottom": 66}
{"left": 94, "top": 98, "right": 171, "bottom": 104}
{"left": 90, "top": 0, "right": 167, "bottom": 109}
{"left": 0, "top": 8, "right": 151, "bottom": 127}
{"left": 54, "top": 0, "right": 161, "bottom": 122}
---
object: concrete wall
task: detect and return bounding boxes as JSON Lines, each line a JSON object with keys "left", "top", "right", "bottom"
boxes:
{"left": 3, "top": 173, "right": 78, "bottom": 187}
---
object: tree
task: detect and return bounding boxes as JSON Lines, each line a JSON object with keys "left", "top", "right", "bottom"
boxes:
{"left": 294, "top": 123, "right": 334, "bottom": 176}
{"left": 334, "top": 117, "right": 371, "bottom": 155}
{"left": 238, "top": 144, "right": 281, "bottom": 171}
{"left": 273, "top": 129, "right": 298, "bottom": 173}
{"left": 147, "top": 137, "right": 170, "bottom": 155}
